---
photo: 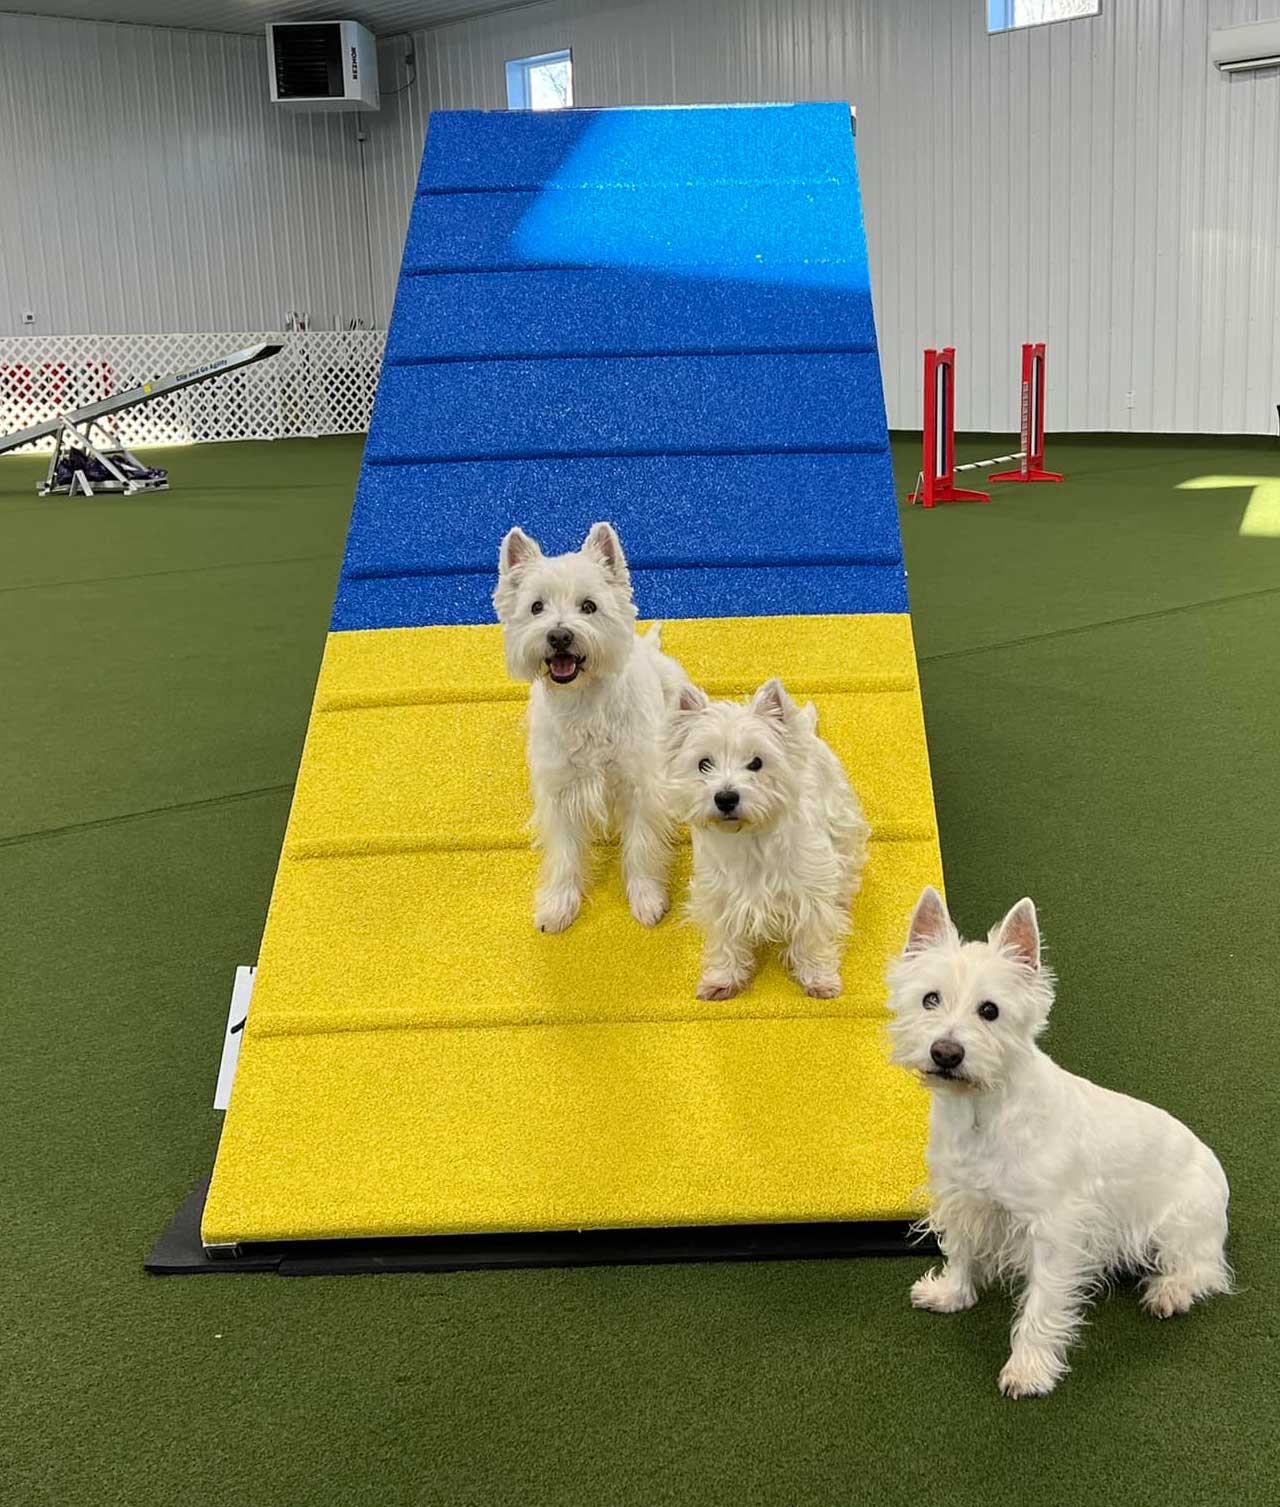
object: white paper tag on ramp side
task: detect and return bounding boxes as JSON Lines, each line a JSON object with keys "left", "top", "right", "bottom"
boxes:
{"left": 215, "top": 966, "right": 256, "bottom": 1110}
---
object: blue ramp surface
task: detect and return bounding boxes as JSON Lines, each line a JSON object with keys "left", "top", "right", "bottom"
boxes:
{"left": 340, "top": 102, "right": 900, "bottom": 631}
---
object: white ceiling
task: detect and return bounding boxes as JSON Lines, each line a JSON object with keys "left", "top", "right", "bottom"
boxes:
{"left": 3, "top": 1, "right": 536, "bottom": 34}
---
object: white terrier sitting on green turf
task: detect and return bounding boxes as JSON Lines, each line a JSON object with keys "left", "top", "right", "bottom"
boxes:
{"left": 887, "top": 887, "right": 1232, "bottom": 1398}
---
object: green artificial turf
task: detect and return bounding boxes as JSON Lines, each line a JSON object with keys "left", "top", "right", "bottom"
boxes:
{"left": 2, "top": 433, "right": 1278, "bottom": 1506}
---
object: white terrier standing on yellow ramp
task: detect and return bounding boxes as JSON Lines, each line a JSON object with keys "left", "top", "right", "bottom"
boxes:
{"left": 494, "top": 521, "right": 688, "bottom": 934}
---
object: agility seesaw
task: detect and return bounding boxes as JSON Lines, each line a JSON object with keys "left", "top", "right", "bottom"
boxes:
{"left": 0, "top": 342, "right": 281, "bottom": 496}
{"left": 908, "top": 342, "right": 1064, "bottom": 507}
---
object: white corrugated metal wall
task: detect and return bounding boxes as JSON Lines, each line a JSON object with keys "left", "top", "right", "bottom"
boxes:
{"left": 0, "top": 13, "right": 373, "bottom": 336}
{"left": 2, "top": 3, "right": 1278, "bottom": 432}
{"left": 365, "top": 0, "right": 1280, "bottom": 435}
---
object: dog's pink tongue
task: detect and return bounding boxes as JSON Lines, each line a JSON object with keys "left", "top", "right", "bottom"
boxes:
{"left": 550, "top": 654, "right": 577, "bottom": 678}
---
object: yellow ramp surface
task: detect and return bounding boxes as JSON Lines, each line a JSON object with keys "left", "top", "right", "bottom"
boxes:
{"left": 203, "top": 615, "right": 937, "bottom": 1244}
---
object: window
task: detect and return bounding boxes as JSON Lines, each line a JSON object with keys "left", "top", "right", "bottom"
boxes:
{"left": 988, "top": 0, "right": 1099, "bottom": 33}
{"left": 506, "top": 49, "right": 573, "bottom": 110}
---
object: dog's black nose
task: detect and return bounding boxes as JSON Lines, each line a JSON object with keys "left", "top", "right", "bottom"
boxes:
{"left": 930, "top": 1039, "right": 964, "bottom": 1070}
{"left": 546, "top": 627, "right": 574, "bottom": 653}
{"left": 714, "top": 789, "right": 740, "bottom": 814}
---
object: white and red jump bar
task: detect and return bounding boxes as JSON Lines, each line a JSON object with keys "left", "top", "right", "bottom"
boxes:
{"left": 908, "top": 342, "right": 1063, "bottom": 508}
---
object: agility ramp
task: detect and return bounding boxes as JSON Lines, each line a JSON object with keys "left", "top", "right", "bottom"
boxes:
{"left": 187, "top": 104, "right": 941, "bottom": 1268}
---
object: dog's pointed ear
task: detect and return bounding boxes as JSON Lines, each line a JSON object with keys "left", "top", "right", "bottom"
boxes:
{"left": 667, "top": 682, "right": 708, "bottom": 753}
{"left": 494, "top": 527, "right": 542, "bottom": 620}
{"left": 499, "top": 526, "right": 542, "bottom": 577}
{"left": 582, "top": 522, "right": 630, "bottom": 586}
{"left": 996, "top": 898, "right": 1041, "bottom": 972}
{"left": 751, "top": 678, "right": 796, "bottom": 725}
{"left": 904, "top": 886, "right": 957, "bottom": 953}
{"left": 677, "top": 683, "right": 710, "bottom": 715}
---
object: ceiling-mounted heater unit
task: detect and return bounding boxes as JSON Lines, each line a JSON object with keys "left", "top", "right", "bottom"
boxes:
{"left": 267, "top": 21, "right": 380, "bottom": 111}
{"left": 1210, "top": 18, "right": 1280, "bottom": 74}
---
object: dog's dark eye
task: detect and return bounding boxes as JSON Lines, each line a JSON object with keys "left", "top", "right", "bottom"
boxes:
{"left": 531, "top": 600, "right": 544, "bottom": 615}
{"left": 922, "top": 991, "right": 940, "bottom": 1009}
{"left": 581, "top": 599, "right": 597, "bottom": 614}
{"left": 698, "top": 757, "right": 713, "bottom": 774}
{"left": 746, "top": 756, "right": 763, "bottom": 772}
{"left": 978, "top": 1001, "right": 999, "bottom": 1022}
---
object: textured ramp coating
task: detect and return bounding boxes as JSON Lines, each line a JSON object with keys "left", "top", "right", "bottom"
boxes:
{"left": 286, "top": 695, "right": 934, "bottom": 861}
{"left": 313, "top": 615, "right": 919, "bottom": 710}
{"left": 204, "top": 1019, "right": 927, "bottom": 1244}
{"left": 417, "top": 104, "right": 859, "bottom": 192}
{"left": 385, "top": 267, "right": 877, "bottom": 362}
{"left": 343, "top": 453, "right": 899, "bottom": 579}
{"left": 241, "top": 843, "right": 942, "bottom": 1037}
{"left": 405, "top": 184, "right": 867, "bottom": 273}
{"left": 366, "top": 353, "right": 888, "bottom": 463}
{"left": 203, "top": 614, "right": 941, "bottom": 1241}
{"left": 203, "top": 104, "right": 939, "bottom": 1249}
{"left": 345, "top": 100, "right": 894, "bottom": 635}
{"left": 331, "top": 563, "right": 909, "bottom": 632}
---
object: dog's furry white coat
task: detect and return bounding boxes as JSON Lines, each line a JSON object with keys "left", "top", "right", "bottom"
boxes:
{"left": 668, "top": 679, "right": 869, "bottom": 999}
{"left": 494, "top": 522, "right": 687, "bottom": 933}
{"left": 887, "top": 886, "right": 1232, "bottom": 1397}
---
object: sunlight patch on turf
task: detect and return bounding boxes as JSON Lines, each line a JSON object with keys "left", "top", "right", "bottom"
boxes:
{"left": 1176, "top": 474, "right": 1280, "bottom": 537}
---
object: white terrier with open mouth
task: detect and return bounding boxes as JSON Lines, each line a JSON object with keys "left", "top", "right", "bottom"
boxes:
{"left": 494, "top": 521, "right": 688, "bottom": 934}
{"left": 887, "top": 886, "right": 1232, "bottom": 1398}
{"left": 668, "top": 679, "right": 869, "bottom": 1000}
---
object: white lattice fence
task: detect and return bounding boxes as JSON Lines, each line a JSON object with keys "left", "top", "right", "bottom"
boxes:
{"left": 0, "top": 331, "right": 386, "bottom": 451}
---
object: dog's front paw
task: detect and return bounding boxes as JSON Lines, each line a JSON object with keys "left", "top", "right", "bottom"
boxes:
{"left": 1141, "top": 1276, "right": 1197, "bottom": 1319}
{"left": 911, "top": 1268, "right": 977, "bottom": 1314}
{"left": 697, "top": 977, "right": 746, "bottom": 1001}
{"left": 626, "top": 879, "right": 669, "bottom": 928}
{"left": 998, "top": 1348, "right": 1063, "bottom": 1399}
{"left": 535, "top": 887, "right": 582, "bottom": 934}
{"left": 800, "top": 974, "right": 842, "bottom": 999}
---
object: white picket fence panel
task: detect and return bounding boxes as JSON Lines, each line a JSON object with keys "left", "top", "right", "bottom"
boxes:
{"left": 0, "top": 331, "right": 385, "bottom": 451}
